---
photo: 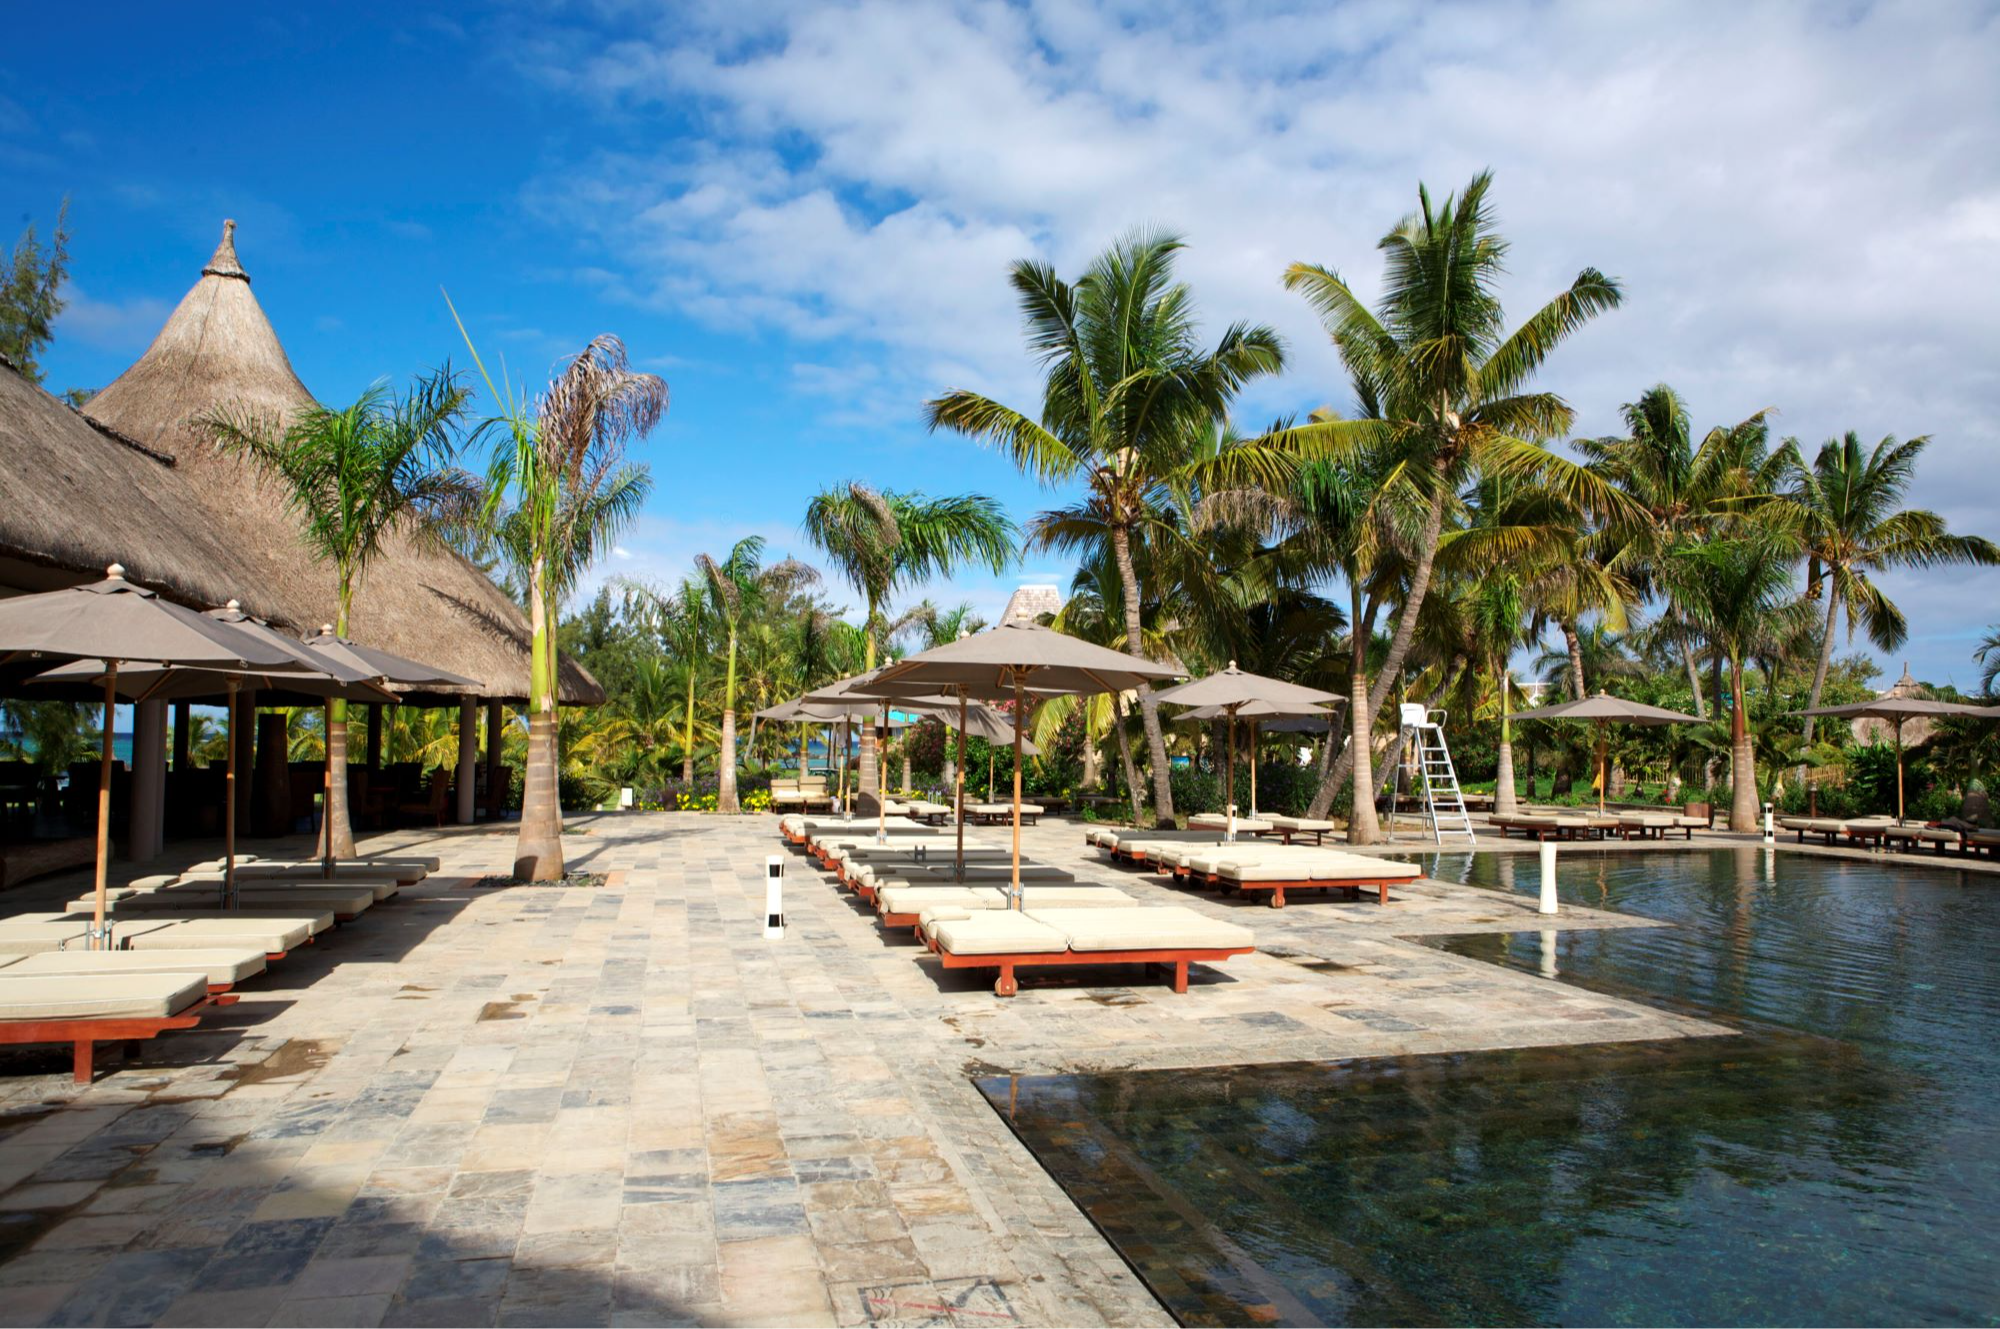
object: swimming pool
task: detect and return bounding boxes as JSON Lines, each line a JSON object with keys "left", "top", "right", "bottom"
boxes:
{"left": 978, "top": 849, "right": 1999, "bottom": 1326}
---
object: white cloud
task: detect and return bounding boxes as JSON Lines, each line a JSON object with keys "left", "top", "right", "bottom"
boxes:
{"left": 518, "top": 0, "right": 2000, "bottom": 675}
{"left": 54, "top": 286, "right": 171, "bottom": 356}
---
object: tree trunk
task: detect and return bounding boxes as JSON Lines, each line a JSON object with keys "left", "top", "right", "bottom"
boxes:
{"left": 857, "top": 716, "right": 880, "bottom": 815}
{"left": 1110, "top": 524, "right": 1175, "bottom": 827}
{"left": 717, "top": 631, "right": 740, "bottom": 814}
{"left": 1114, "top": 694, "right": 1143, "bottom": 825}
{"left": 514, "top": 556, "right": 564, "bottom": 880}
{"left": 681, "top": 672, "right": 696, "bottom": 784}
{"left": 1344, "top": 580, "right": 1381, "bottom": 843}
{"left": 322, "top": 598, "right": 356, "bottom": 862}
{"left": 1081, "top": 715, "right": 1102, "bottom": 790}
{"left": 1494, "top": 664, "right": 1518, "bottom": 817}
{"left": 1802, "top": 589, "right": 1841, "bottom": 747}
{"left": 1728, "top": 654, "right": 1758, "bottom": 832}
{"left": 1681, "top": 639, "right": 1707, "bottom": 719}
{"left": 1306, "top": 487, "right": 1449, "bottom": 821}
{"left": 1562, "top": 618, "right": 1586, "bottom": 700}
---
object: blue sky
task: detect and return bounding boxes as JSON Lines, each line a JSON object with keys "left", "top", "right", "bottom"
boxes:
{"left": 8, "top": 0, "right": 1999, "bottom": 688}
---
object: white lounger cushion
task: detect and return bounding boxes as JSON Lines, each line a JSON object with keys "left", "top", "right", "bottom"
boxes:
{"left": 1215, "top": 857, "right": 1419, "bottom": 883}
{"left": 124, "top": 918, "right": 313, "bottom": 953}
{"left": 930, "top": 912, "right": 1070, "bottom": 955}
{"left": 0, "top": 973, "right": 206, "bottom": 1021}
{"left": 183, "top": 862, "right": 425, "bottom": 885}
{"left": 0, "top": 923, "right": 96, "bottom": 954}
{"left": 876, "top": 886, "right": 991, "bottom": 915}
{"left": 1032, "top": 906, "right": 1254, "bottom": 953}
{"left": 0, "top": 948, "right": 267, "bottom": 986}
{"left": 889, "top": 885, "right": 1133, "bottom": 916}
{"left": 1618, "top": 813, "right": 1676, "bottom": 827}
{"left": 1187, "top": 814, "right": 1275, "bottom": 832}
{"left": 993, "top": 887, "right": 1137, "bottom": 908}
{"left": 82, "top": 885, "right": 373, "bottom": 914}
{"left": 966, "top": 803, "right": 1044, "bottom": 816}
{"left": 147, "top": 874, "right": 399, "bottom": 903}
{"left": 1266, "top": 816, "right": 1335, "bottom": 832}
{"left": 75, "top": 903, "right": 336, "bottom": 935}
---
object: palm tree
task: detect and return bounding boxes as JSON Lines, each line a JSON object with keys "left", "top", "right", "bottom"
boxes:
{"left": 1278, "top": 172, "right": 1631, "bottom": 840}
{"left": 206, "top": 369, "right": 477, "bottom": 861}
{"left": 802, "top": 483, "right": 1013, "bottom": 808}
{"left": 1661, "top": 534, "right": 1809, "bottom": 829}
{"left": 1779, "top": 431, "right": 2000, "bottom": 747}
{"left": 696, "top": 536, "right": 818, "bottom": 813}
{"left": 1977, "top": 628, "right": 2000, "bottom": 699}
{"left": 454, "top": 310, "right": 665, "bottom": 880}
{"left": 927, "top": 231, "right": 1287, "bottom": 827}
{"left": 1580, "top": 385, "right": 1785, "bottom": 715}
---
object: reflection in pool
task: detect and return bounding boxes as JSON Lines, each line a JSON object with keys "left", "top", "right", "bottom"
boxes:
{"left": 979, "top": 850, "right": 1999, "bottom": 1326}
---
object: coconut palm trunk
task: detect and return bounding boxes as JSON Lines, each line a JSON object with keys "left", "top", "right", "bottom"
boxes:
{"left": 1111, "top": 526, "right": 1175, "bottom": 827}
{"left": 1344, "top": 582, "right": 1382, "bottom": 842}
{"left": 718, "top": 626, "right": 740, "bottom": 814}
{"left": 1728, "top": 653, "right": 1758, "bottom": 831}
{"left": 1494, "top": 663, "right": 1519, "bottom": 817}
{"left": 516, "top": 555, "right": 564, "bottom": 878}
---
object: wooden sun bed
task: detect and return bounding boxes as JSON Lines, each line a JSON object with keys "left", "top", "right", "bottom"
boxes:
{"left": 875, "top": 884, "right": 1135, "bottom": 930}
{"left": 965, "top": 803, "right": 1044, "bottom": 826}
{"left": 922, "top": 906, "right": 1254, "bottom": 996}
{"left": 850, "top": 863, "right": 1074, "bottom": 905}
{"left": 81, "top": 885, "right": 373, "bottom": 922}
{"left": 1176, "top": 849, "right": 1422, "bottom": 907}
{"left": 0, "top": 947, "right": 267, "bottom": 994}
{"left": 1264, "top": 815, "right": 1337, "bottom": 845}
{"left": 185, "top": 859, "right": 430, "bottom": 885}
{"left": 0, "top": 973, "right": 224, "bottom": 1082}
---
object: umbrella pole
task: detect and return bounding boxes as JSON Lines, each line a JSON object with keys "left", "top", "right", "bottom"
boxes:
{"left": 92, "top": 664, "right": 117, "bottom": 950}
{"left": 876, "top": 704, "right": 888, "bottom": 844}
{"left": 1225, "top": 709, "right": 1236, "bottom": 841}
{"left": 1250, "top": 719, "right": 1259, "bottom": 818}
{"left": 1008, "top": 680, "right": 1024, "bottom": 908}
{"left": 1597, "top": 724, "right": 1607, "bottom": 815}
{"left": 225, "top": 680, "right": 239, "bottom": 911}
{"left": 956, "top": 688, "right": 967, "bottom": 883}
{"left": 322, "top": 703, "right": 336, "bottom": 879}
{"left": 1895, "top": 717, "right": 1905, "bottom": 823}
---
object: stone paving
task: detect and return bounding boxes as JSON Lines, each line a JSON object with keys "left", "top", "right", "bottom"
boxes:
{"left": 0, "top": 810, "right": 1923, "bottom": 1327}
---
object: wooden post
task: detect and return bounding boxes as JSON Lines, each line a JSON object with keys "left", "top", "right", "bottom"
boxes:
{"left": 456, "top": 699, "right": 477, "bottom": 825}
{"left": 367, "top": 702, "right": 383, "bottom": 771}
{"left": 93, "top": 665, "right": 117, "bottom": 950}
{"left": 172, "top": 701, "right": 191, "bottom": 771}
{"left": 485, "top": 700, "right": 504, "bottom": 819}
{"left": 1011, "top": 676, "right": 1024, "bottom": 911}
{"left": 955, "top": 688, "right": 967, "bottom": 882}
{"left": 224, "top": 682, "right": 238, "bottom": 906}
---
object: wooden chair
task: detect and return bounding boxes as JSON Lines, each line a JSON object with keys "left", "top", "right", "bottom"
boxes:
{"left": 397, "top": 770, "right": 450, "bottom": 827}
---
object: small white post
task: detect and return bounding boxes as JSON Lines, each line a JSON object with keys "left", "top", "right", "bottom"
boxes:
{"left": 1539, "top": 929, "right": 1558, "bottom": 979}
{"left": 619, "top": 787, "right": 634, "bottom": 809}
{"left": 763, "top": 855, "right": 784, "bottom": 939}
{"left": 1538, "top": 840, "right": 1559, "bottom": 915}
{"left": 1762, "top": 802, "right": 1775, "bottom": 845}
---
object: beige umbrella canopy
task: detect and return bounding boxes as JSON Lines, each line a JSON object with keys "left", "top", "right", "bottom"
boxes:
{"left": 1793, "top": 696, "right": 2000, "bottom": 821}
{"left": 33, "top": 608, "right": 396, "bottom": 905}
{"left": 1511, "top": 691, "right": 1700, "bottom": 814}
{"left": 859, "top": 622, "right": 1183, "bottom": 905}
{"left": 0, "top": 568, "right": 310, "bottom": 944}
{"left": 1156, "top": 664, "right": 1339, "bottom": 831}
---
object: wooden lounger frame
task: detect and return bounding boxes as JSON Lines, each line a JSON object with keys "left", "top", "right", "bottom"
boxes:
{"left": 0, "top": 992, "right": 232, "bottom": 1083}
{"left": 1272, "top": 826, "right": 1331, "bottom": 846}
{"left": 923, "top": 931, "right": 1252, "bottom": 996}
{"left": 1194, "top": 872, "right": 1399, "bottom": 907}
{"left": 967, "top": 808, "right": 1039, "bottom": 827}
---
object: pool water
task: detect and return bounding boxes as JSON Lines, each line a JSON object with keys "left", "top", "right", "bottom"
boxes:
{"left": 978, "top": 849, "right": 2000, "bottom": 1326}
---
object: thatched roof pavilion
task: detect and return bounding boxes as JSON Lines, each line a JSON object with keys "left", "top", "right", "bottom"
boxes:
{"left": 0, "top": 221, "right": 600, "bottom": 706}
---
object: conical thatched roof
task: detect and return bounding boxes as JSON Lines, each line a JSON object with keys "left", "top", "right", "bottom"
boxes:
{"left": 59, "top": 221, "right": 600, "bottom": 705}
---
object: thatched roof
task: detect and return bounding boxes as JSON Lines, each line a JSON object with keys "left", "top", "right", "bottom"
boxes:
{"left": 30, "top": 221, "right": 602, "bottom": 706}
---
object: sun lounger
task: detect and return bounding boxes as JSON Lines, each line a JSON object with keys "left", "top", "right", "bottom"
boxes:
{"left": 1095, "top": 829, "right": 1224, "bottom": 862}
{"left": 68, "top": 899, "right": 337, "bottom": 936}
{"left": 0, "top": 946, "right": 267, "bottom": 992}
{"left": 851, "top": 862, "right": 1074, "bottom": 903}
{"left": 185, "top": 859, "right": 430, "bottom": 884}
{"left": 121, "top": 916, "right": 313, "bottom": 958}
{"left": 80, "top": 885, "right": 373, "bottom": 921}
{"left": 1264, "top": 815, "right": 1336, "bottom": 845}
{"left": 1616, "top": 812, "right": 1681, "bottom": 840}
{"left": 135, "top": 872, "right": 400, "bottom": 904}
{"left": 1880, "top": 824, "right": 1964, "bottom": 854}
{"left": 0, "top": 920, "right": 172, "bottom": 954}
{"left": 199, "top": 853, "right": 439, "bottom": 873}
{"left": 1966, "top": 830, "right": 2000, "bottom": 857}
{"left": 1842, "top": 818, "right": 1900, "bottom": 848}
{"left": 874, "top": 884, "right": 1136, "bottom": 929}
{"left": 1186, "top": 814, "right": 1275, "bottom": 834}
{"left": 964, "top": 803, "right": 1044, "bottom": 826}
{"left": 0, "top": 972, "right": 216, "bottom": 1081}
{"left": 1188, "top": 851, "right": 1422, "bottom": 906}
{"left": 1489, "top": 814, "right": 1563, "bottom": 840}
{"left": 902, "top": 800, "right": 955, "bottom": 824}
{"left": 923, "top": 905, "right": 1254, "bottom": 996}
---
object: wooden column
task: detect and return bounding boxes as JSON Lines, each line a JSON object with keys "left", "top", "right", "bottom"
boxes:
{"left": 366, "top": 703, "right": 383, "bottom": 771}
{"left": 172, "top": 701, "right": 191, "bottom": 771}
{"left": 485, "top": 701, "right": 504, "bottom": 819}
{"left": 456, "top": 699, "right": 478, "bottom": 825}
{"left": 234, "top": 687, "right": 258, "bottom": 828}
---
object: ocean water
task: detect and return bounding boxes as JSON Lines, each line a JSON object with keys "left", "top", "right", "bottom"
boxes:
{"left": 982, "top": 849, "right": 1999, "bottom": 1326}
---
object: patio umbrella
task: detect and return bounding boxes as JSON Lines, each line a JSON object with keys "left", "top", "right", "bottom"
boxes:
{"left": 1177, "top": 696, "right": 1334, "bottom": 820}
{"left": 855, "top": 622, "right": 1182, "bottom": 906}
{"left": 0, "top": 567, "right": 307, "bottom": 945}
{"left": 1157, "top": 664, "right": 1339, "bottom": 833}
{"left": 1510, "top": 691, "right": 1700, "bottom": 814}
{"left": 1792, "top": 696, "right": 2000, "bottom": 822}
{"left": 32, "top": 607, "right": 396, "bottom": 905}
{"left": 756, "top": 697, "right": 851, "bottom": 784}
{"left": 300, "top": 627, "right": 480, "bottom": 876}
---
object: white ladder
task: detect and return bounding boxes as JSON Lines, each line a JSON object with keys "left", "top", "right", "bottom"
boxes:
{"left": 1384, "top": 703, "right": 1477, "bottom": 845}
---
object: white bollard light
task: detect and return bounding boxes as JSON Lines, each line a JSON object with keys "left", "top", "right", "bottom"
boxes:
{"left": 1762, "top": 802, "right": 1775, "bottom": 845}
{"left": 763, "top": 855, "right": 785, "bottom": 939}
{"left": 619, "top": 786, "right": 634, "bottom": 809}
{"left": 1538, "top": 840, "right": 1559, "bottom": 915}
{"left": 1539, "top": 929, "right": 1558, "bottom": 979}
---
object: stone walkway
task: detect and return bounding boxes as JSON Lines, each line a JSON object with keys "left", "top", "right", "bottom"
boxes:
{"left": 0, "top": 813, "right": 1760, "bottom": 1326}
